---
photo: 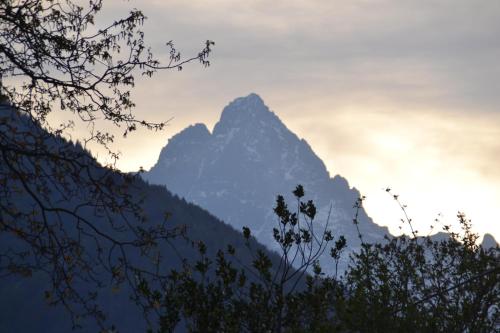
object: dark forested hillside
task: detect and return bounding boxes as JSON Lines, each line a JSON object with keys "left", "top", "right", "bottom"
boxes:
{"left": 0, "top": 104, "right": 278, "bottom": 332}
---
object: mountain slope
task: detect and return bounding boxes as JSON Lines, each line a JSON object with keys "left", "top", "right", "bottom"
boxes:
{"left": 0, "top": 103, "right": 276, "bottom": 332}
{"left": 144, "top": 93, "right": 391, "bottom": 272}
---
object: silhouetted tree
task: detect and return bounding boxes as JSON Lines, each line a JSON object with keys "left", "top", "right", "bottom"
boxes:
{"left": 146, "top": 186, "right": 499, "bottom": 333}
{"left": 142, "top": 185, "right": 346, "bottom": 332}
{"left": 337, "top": 211, "right": 499, "bottom": 332}
{"left": 0, "top": 0, "right": 213, "bottom": 329}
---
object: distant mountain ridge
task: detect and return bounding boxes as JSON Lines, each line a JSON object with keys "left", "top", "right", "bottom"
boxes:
{"left": 144, "top": 93, "right": 391, "bottom": 272}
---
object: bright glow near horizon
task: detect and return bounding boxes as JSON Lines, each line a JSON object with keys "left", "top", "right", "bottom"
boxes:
{"left": 291, "top": 106, "right": 500, "bottom": 240}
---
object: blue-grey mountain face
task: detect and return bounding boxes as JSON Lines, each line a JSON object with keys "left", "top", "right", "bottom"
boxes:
{"left": 145, "top": 93, "right": 390, "bottom": 272}
{"left": 482, "top": 233, "right": 499, "bottom": 249}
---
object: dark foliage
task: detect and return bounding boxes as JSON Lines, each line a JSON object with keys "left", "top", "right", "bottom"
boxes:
{"left": 0, "top": 0, "right": 213, "bottom": 330}
{"left": 141, "top": 185, "right": 345, "bottom": 333}
{"left": 147, "top": 186, "right": 499, "bottom": 333}
{"left": 0, "top": 124, "right": 277, "bottom": 331}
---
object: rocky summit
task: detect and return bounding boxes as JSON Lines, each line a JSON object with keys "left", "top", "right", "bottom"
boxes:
{"left": 144, "top": 93, "right": 391, "bottom": 272}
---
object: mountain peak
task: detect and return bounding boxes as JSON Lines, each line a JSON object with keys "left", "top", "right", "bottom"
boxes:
{"left": 144, "top": 93, "right": 390, "bottom": 274}
{"left": 221, "top": 93, "right": 269, "bottom": 118}
{"left": 229, "top": 93, "right": 265, "bottom": 108}
{"left": 167, "top": 123, "right": 210, "bottom": 146}
{"left": 482, "top": 233, "right": 498, "bottom": 249}
{"left": 213, "top": 93, "right": 281, "bottom": 136}
{"left": 155, "top": 123, "right": 210, "bottom": 165}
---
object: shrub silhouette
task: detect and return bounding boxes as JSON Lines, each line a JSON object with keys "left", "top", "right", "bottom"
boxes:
{"left": 142, "top": 185, "right": 499, "bottom": 333}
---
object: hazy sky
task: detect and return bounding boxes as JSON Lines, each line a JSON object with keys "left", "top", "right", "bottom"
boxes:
{"left": 69, "top": 0, "right": 500, "bottom": 240}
